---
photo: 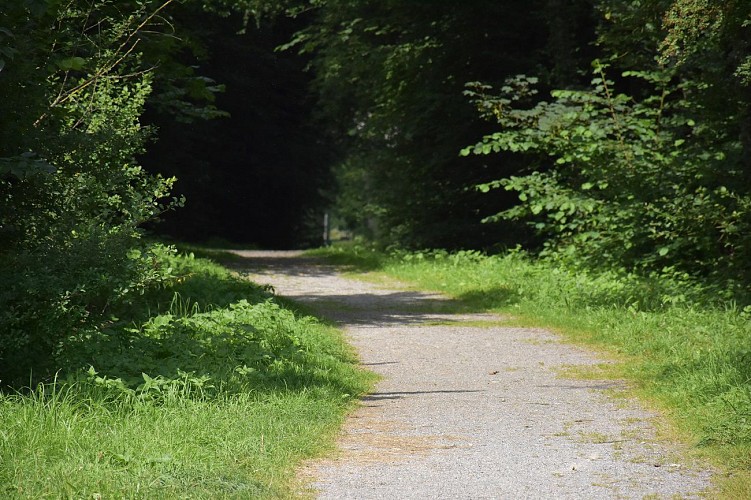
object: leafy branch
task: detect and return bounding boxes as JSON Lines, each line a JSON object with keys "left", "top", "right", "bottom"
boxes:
{"left": 37, "top": 0, "right": 177, "bottom": 126}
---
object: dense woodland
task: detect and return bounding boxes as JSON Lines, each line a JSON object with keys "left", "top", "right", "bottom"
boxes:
{"left": 2, "top": 0, "right": 751, "bottom": 384}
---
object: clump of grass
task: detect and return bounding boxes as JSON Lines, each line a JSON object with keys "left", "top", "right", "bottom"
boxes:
{"left": 1, "top": 382, "right": 358, "bottom": 498}
{"left": 312, "top": 245, "right": 751, "bottom": 495}
{"left": 171, "top": 242, "right": 247, "bottom": 264}
{"left": 307, "top": 243, "right": 386, "bottom": 271}
{"left": 1, "top": 251, "right": 375, "bottom": 498}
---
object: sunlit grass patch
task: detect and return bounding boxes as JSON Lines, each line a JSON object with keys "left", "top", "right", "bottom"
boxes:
{"left": 1, "top": 383, "right": 360, "bottom": 498}
{"left": 306, "top": 244, "right": 386, "bottom": 271}
{"left": 1, "top": 251, "right": 375, "bottom": 498}
{"left": 556, "top": 362, "right": 628, "bottom": 382}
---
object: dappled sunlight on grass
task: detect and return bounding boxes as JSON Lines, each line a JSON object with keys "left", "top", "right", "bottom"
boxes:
{"left": 1, "top": 251, "right": 375, "bottom": 498}
{"left": 455, "top": 286, "right": 521, "bottom": 310}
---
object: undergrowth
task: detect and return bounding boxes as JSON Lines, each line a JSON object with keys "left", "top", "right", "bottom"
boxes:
{"left": 0, "top": 250, "right": 374, "bottom": 499}
{"left": 311, "top": 244, "right": 751, "bottom": 497}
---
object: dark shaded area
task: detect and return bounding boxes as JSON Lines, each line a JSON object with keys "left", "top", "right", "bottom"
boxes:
{"left": 320, "top": 0, "right": 598, "bottom": 250}
{"left": 363, "top": 390, "right": 484, "bottom": 402}
{"left": 135, "top": 1, "right": 600, "bottom": 252}
{"left": 141, "top": 11, "right": 331, "bottom": 249}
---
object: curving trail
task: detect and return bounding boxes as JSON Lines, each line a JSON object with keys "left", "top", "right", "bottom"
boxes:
{"left": 233, "top": 250, "right": 713, "bottom": 499}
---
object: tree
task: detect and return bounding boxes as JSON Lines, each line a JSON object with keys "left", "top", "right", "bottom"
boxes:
{"left": 0, "top": 0, "right": 182, "bottom": 384}
{"left": 461, "top": 0, "right": 751, "bottom": 295}
{"left": 279, "top": 0, "right": 597, "bottom": 249}
{"left": 659, "top": 0, "right": 751, "bottom": 176}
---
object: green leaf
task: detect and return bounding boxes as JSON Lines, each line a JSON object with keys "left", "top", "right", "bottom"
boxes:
{"left": 58, "top": 56, "right": 86, "bottom": 71}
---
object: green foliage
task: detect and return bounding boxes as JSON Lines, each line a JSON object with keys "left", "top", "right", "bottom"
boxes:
{"left": 0, "top": 1, "right": 188, "bottom": 385}
{"left": 61, "top": 296, "right": 321, "bottom": 396}
{"left": 46, "top": 250, "right": 371, "bottom": 400}
{"left": 595, "top": 0, "right": 669, "bottom": 69}
{"left": 660, "top": 0, "right": 751, "bottom": 85}
{"left": 307, "top": 242, "right": 387, "bottom": 271}
{"left": 464, "top": 61, "right": 751, "bottom": 294}
{"left": 0, "top": 253, "right": 374, "bottom": 498}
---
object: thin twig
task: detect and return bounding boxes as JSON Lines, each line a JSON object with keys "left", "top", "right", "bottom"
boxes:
{"left": 36, "top": 0, "right": 176, "bottom": 126}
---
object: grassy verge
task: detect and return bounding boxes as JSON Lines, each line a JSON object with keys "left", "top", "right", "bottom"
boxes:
{"left": 1, "top": 250, "right": 375, "bottom": 499}
{"left": 310, "top": 245, "right": 751, "bottom": 497}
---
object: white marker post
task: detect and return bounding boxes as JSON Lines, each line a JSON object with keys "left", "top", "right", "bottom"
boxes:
{"left": 323, "top": 212, "right": 331, "bottom": 246}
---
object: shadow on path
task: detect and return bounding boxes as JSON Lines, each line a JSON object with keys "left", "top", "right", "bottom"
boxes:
{"left": 226, "top": 250, "right": 337, "bottom": 278}
{"left": 363, "top": 390, "right": 485, "bottom": 402}
{"left": 225, "top": 250, "right": 489, "bottom": 327}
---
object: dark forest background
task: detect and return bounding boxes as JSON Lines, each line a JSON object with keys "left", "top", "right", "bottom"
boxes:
{"left": 140, "top": 9, "right": 331, "bottom": 248}
{"left": 138, "top": 1, "right": 599, "bottom": 251}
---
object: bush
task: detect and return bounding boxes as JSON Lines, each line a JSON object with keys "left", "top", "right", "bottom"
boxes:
{"left": 0, "top": 2, "right": 181, "bottom": 386}
{"left": 464, "top": 64, "right": 751, "bottom": 296}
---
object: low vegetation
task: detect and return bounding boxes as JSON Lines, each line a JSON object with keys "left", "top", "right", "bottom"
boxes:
{"left": 0, "top": 250, "right": 374, "bottom": 498}
{"left": 312, "top": 244, "right": 751, "bottom": 497}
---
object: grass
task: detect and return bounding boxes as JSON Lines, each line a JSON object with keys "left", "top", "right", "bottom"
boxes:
{"left": 0, "top": 250, "right": 375, "bottom": 499}
{"left": 171, "top": 241, "right": 248, "bottom": 264}
{"left": 310, "top": 244, "right": 751, "bottom": 498}
{"left": 1, "top": 387, "right": 344, "bottom": 498}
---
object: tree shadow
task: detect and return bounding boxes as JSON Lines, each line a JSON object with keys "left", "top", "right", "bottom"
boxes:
{"left": 454, "top": 286, "right": 521, "bottom": 310}
{"left": 221, "top": 250, "right": 496, "bottom": 325}
{"left": 362, "top": 389, "right": 484, "bottom": 401}
{"left": 225, "top": 250, "right": 339, "bottom": 279}
{"left": 264, "top": 290, "right": 494, "bottom": 327}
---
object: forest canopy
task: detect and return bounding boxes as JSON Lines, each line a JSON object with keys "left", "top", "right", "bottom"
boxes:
{"left": 275, "top": 0, "right": 751, "bottom": 295}
{"left": 2, "top": 0, "right": 751, "bottom": 383}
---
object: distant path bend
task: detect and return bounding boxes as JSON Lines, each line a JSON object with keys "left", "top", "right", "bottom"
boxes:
{"left": 233, "top": 250, "right": 713, "bottom": 499}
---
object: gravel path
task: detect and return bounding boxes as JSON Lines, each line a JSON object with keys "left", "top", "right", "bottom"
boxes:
{"left": 232, "top": 250, "right": 714, "bottom": 499}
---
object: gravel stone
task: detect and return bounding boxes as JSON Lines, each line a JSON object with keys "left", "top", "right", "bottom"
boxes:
{"left": 233, "top": 250, "right": 714, "bottom": 499}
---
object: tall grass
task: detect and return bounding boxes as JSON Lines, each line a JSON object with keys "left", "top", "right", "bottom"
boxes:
{"left": 1, "top": 383, "right": 356, "bottom": 498}
{"left": 312, "top": 245, "right": 751, "bottom": 496}
{"left": 1, "top": 251, "right": 375, "bottom": 498}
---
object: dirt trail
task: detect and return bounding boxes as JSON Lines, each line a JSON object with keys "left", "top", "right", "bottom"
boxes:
{"left": 233, "top": 250, "right": 713, "bottom": 499}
